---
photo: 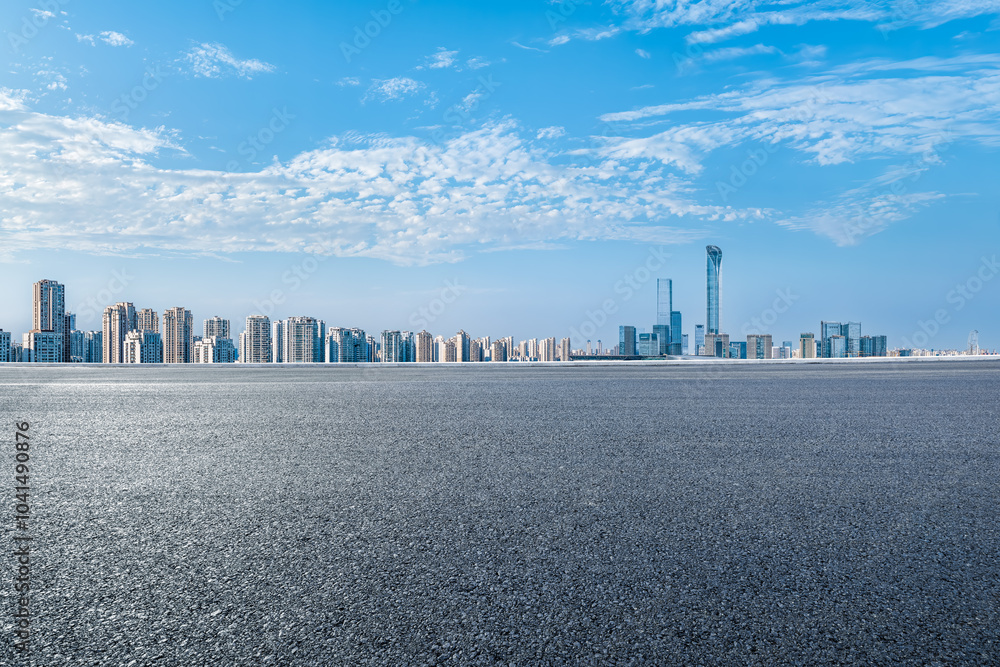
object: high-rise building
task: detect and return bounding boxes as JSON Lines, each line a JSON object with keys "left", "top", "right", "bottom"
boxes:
{"left": 490, "top": 340, "right": 507, "bottom": 362}
{"left": 800, "top": 333, "right": 816, "bottom": 359}
{"left": 401, "top": 332, "right": 416, "bottom": 362}
{"left": 860, "top": 335, "right": 888, "bottom": 357}
{"left": 204, "top": 316, "right": 230, "bottom": 340}
{"left": 285, "top": 317, "right": 319, "bottom": 363}
{"left": 444, "top": 339, "right": 457, "bottom": 362}
{"left": 0, "top": 330, "right": 11, "bottom": 363}
{"left": 454, "top": 330, "right": 471, "bottom": 362}
{"left": 730, "top": 341, "right": 747, "bottom": 359}
{"left": 704, "top": 332, "right": 730, "bottom": 358}
{"left": 842, "top": 322, "right": 861, "bottom": 357}
{"left": 469, "top": 339, "right": 483, "bottom": 362}
{"left": 102, "top": 302, "right": 137, "bottom": 363}
{"left": 637, "top": 332, "right": 660, "bottom": 356}
{"left": 414, "top": 330, "right": 433, "bottom": 363}
{"left": 706, "top": 246, "right": 722, "bottom": 335}
{"left": 271, "top": 320, "right": 286, "bottom": 363}
{"left": 559, "top": 337, "right": 571, "bottom": 361}
{"left": 695, "top": 325, "right": 706, "bottom": 355}
{"left": 137, "top": 308, "right": 159, "bottom": 333}
{"left": 31, "top": 280, "right": 69, "bottom": 363}
{"left": 381, "top": 330, "right": 404, "bottom": 362}
{"left": 682, "top": 333, "right": 689, "bottom": 355}
{"left": 32, "top": 279, "right": 67, "bottom": 362}
{"left": 657, "top": 279, "right": 672, "bottom": 326}
{"left": 83, "top": 331, "right": 102, "bottom": 363}
{"left": 747, "top": 334, "right": 773, "bottom": 360}
{"left": 619, "top": 325, "right": 636, "bottom": 356}
{"left": 124, "top": 330, "right": 163, "bottom": 364}
{"left": 69, "top": 330, "right": 85, "bottom": 362}
{"left": 315, "top": 320, "right": 326, "bottom": 363}
{"left": 826, "top": 335, "right": 847, "bottom": 359}
{"left": 240, "top": 315, "right": 271, "bottom": 363}
{"left": 163, "top": 307, "right": 194, "bottom": 364}
{"left": 27, "top": 331, "right": 63, "bottom": 363}
{"left": 540, "top": 337, "right": 557, "bottom": 362}
{"left": 326, "top": 327, "right": 368, "bottom": 363}
{"left": 669, "top": 311, "right": 683, "bottom": 355}
{"left": 63, "top": 312, "right": 75, "bottom": 363}
{"left": 193, "top": 336, "right": 236, "bottom": 363}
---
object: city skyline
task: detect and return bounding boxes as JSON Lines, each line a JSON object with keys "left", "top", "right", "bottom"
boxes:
{"left": 1, "top": 1, "right": 999, "bottom": 351}
{"left": 4, "top": 252, "right": 992, "bottom": 363}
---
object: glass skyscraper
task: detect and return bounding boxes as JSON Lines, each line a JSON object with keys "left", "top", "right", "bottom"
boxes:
{"left": 706, "top": 246, "right": 722, "bottom": 334}
{"left": 656, "top": 279, "right": 672, "bottom": 326}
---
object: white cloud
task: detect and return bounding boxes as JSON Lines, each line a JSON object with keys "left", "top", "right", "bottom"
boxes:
{"left": 182, "top": 43, "right": 275, "bottom": 79}
{"left": 335, "top": 77, "right": 360, "bottom": 87}
{"left": 0, "top": 102, "right": 747, "bottom": 265}
{"left": 701, "top": 44, "right": 780, "bottom": 63}
{"left": 77, "top": 31, "right": 135, "bottom": 47}
{"left": 363, "top": 77, "right": 425, "bottom": 103}
{"left": 420, "top": 48, "right": 459, "bottom": 70}
{"left": 466, "top": 57, "right": 491, "bottom": 69}
{"left": 100, "top": 31, "right": 133, "bottom": 47}
{"left": 549, "top": 35, "right": 571, "bottom": 46}
{"left": 609, "top": 0, "right": 1000, "bottom": 40}
{"left": 536, "top": 126, "right": 566, "bottom": 140}
{"left": 635, "top": 48, "right": 651, "bottom": 59}
{"left": 511, "top": 41, "right": 548, "bottom": 53}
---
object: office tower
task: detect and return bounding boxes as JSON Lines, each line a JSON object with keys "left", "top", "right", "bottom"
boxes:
{"left": 123, "top": 331, "right": 163, "bottom": 364}
{"left": 842, "top": 322, "right": 861, "bottom": 357}
{"left": 730, "top": 341, "right": 747, "bottom": 359}
{"left": 747, "top": 334, "right": 773, "bottom": 360}
{"left": 657, "top": 278, "right": 673, "bottom": 327}
{"left": 860, "top": 335, "right": 888, "bottom": 358}
{"left": 800, "top": 333, "right": 816, "bottom": 359}
{"left": 682, "top": 334, "right": 689, "bottom": 355}
{"left": 69, "top": 330, "right": 85, "bottom": 362}
{"left": 596, "top": 340, "right": 602, "bottom": 355}
{"left": 619, "top": 325, "right": 636, "bottom": 356}
{"left": 695, "top": 325, "right": 706, "bottom": 355}
{"left": 704, "top": 333, "right": 730, "bottom": 358}
{"left": 33, "top": 279, "right": 67, "bottom": 362}
{"left": 102, "top": 302, "right": 137, "bottom": 363}
{"left": 204, "top": 316, "right": 230, "bottom": 339}
{"left": 83, "top": 331, "right": 103, "bottom": 363}
{"left": 491, "top": 340, "right": 507, "bottom": 362}
{"left": 469, "top": 339, "right": 483, "bottom": 362}
{"left": 706, "top": 246, "right": 722, "bottom": 335}
{"left": 381, "top": 331, "right": 403, "bottom": 362}
{"left": 365, "top": 335, "right": 377, "bottom": 362}
{"left": 652, "top": 324, "right": 670, "bottom": 355}
{"left": 827, "top": 335, "right": 847, "bottom": 358}
{"left": 669, "top": 311, "right": 683, "bottom": 355}
{"left": 637, "top": 332, "right": 659, "bottom": 356}
{"left": 137, "top": 308, "right": 159, "bottom": 333}
{"left": 559, "top": 338, "right": 571, "bottom": 361}
{"left": 0, "top": 330, "right": 10, "bottom": 362}
{"left": 193, "top": 336, "right": 236, "bottom": 363}
{"left": 240, "top": 315, "right": 272, "bottom": 363}
{"left": 163, "top": 307, "right": 194, "bottom": 364}
{"left": 283, "top": 317, "right": 319, "bottom": 363}
{"left": 414, "top": 330, "right": 433, "bottom": 362}
{"left": 271, "top": 320, "right": 286, "bottom": 363}
{"left": 820, "top": 321, "right": 842, "bottom": 358}
{"left": 26, "top": 331, "right": 62, "bottom": 363}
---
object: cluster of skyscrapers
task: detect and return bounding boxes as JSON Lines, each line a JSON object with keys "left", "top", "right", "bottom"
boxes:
{"left": 1, "top": 280, "right": 576, "bottom": 364}
{"left": 616, "top": 246, "right": 891, "bottom": 360}
{"left": 0, "top": 259, "right": 919, "bottom": 365}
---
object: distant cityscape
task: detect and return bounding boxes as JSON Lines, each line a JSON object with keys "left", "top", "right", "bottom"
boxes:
{"left": 2, "top": 246, "right": 993, "bottom": 364}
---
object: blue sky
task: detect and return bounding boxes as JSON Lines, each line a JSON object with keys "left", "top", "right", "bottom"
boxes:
{"left": 1, "top": 0, "right": 998, "bottom": 350}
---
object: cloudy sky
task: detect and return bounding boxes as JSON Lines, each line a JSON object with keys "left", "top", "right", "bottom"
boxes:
{"left": 1, "top": 0, "right": 998, "bottom": 350}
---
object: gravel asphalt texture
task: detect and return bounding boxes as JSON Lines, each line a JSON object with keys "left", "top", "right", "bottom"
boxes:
{"left": 1, "top": 361, "right": 998, "bottom": 665}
